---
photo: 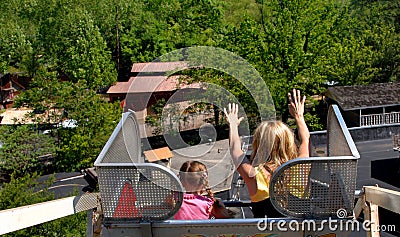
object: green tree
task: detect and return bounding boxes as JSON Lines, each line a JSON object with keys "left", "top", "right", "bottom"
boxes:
{"left": 15, "top": 74, "right": 123, "bottom": 171}
{"left": 120, "top": 0, "right": 225, "bottom": 64}
{"left": 0, "top": 20, "right": 34, "bottom": 74}
{"left": 0, "top": 125, "right": 57, "bottom": 180}
{"left": 38, "top": 8, "right": 116, "bottom": 89}
{"left": 349, "top": 0, "right": 400, "bottom": 82}
{"left": 219, "top": 0, "right": 384, "bottom": 130}
{"left": 252, "top": 1, "right": 353, "bottom": 114}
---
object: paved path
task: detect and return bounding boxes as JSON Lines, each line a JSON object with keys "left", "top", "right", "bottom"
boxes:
{"left": 355, "top": 139, "right": 399, "bottom": 191}
{"left": 170, "top": 139, "right": 235, "bottom": 193}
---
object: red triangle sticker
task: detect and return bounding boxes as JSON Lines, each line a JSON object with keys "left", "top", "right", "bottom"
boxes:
{"left": 113, "top": 180, "right": 141, "bottom": 218}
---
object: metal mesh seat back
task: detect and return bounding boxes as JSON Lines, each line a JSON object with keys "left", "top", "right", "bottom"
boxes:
{"left": 308, "top": 160, "right": 357, "bottom": 217}
{"left": 270, "top": 158, "right": 357, "bottom": 218}
{"left": 270, "top": 105, "right": 359, "bottom": 218}
{"left": 97, "top": 163, "right": 183, "bottom": 223}
{"left": 94, "top": 110, "right": 143, "bottom": 165}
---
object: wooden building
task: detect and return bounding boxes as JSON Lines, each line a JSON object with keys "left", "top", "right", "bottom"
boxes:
{"left": 0, "top": 73, "right": 30, "bottom": 109}
{"left": 324, "top": 82, "right": 400, "bottom": 127}
{"left": 106, "top": 62, "right": 207, "bottom": 137}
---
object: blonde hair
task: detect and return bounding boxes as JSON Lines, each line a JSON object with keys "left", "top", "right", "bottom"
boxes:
{"left": 179, "top": 161, "right": 214, "bottom": 198}
{"left": 250, "top": 121, "right": 297, "bottom": 175}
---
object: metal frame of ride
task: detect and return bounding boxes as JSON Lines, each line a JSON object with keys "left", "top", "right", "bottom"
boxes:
{"left": 0, "top": 105, "right": 399, "bottom": 237}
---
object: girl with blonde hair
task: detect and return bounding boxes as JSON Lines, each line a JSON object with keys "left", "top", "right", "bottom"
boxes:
{"left": 224, "top": 89, "right": 310, "bottom": 217}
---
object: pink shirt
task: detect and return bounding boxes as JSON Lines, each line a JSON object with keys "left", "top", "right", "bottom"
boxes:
{"left": 174, "top": 193, "right": 214, "bottom": 220}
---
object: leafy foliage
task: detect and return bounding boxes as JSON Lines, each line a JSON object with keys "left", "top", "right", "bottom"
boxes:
{"left": 15, "top": 76, "right": 123, "bottom": 171}
{"left": 120, "top": 0, "right": 224, "bottom": 64}
{"left": 0, "top": 126, "right": 57, "bottom": 180}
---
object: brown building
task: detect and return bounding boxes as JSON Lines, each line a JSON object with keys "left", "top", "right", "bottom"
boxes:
{"left": 107, "top": 62, "right": 207, "bottom": 137}
{"left": 324, "top": 82, "right": 400, "bottom": 127}
{"left": 0, "top": 73, "right": 30, "bottom": 109}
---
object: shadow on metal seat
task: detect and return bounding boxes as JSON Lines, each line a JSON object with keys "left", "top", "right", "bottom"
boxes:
{"left": 270, "top": 105, "right": 360, "bottom": 219}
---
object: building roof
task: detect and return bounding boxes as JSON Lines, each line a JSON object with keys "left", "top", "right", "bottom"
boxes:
{"left": 131, "top": 61, "right": 188, "bottom": 73}
{"left": 143, "top": 147, "right": 173, "bottom": 162}
{"left": 324, "top": 82, "right": 400, "bottom": 111}
{"left": 0, "top": 73, "right": 30, "bottom": 90}
{"left": 107, "top": 75, "right": 186, "bottom": 94}
{"left": 107, "top": 62, "right": 199, "bottom": 94}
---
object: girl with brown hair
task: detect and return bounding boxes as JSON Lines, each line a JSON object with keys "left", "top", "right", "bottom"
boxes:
{"left": 174, "top": 160, "right": 230, "bottom": 220}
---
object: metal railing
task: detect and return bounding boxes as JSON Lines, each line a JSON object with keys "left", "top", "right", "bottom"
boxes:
{"left": 361, "top": 112, "right": 400, "bottom": 126}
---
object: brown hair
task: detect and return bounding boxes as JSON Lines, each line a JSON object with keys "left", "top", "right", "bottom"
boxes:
{"left": 250, "top": 121, "right": 298, "bottom": 175}
{"left": 179, "top": 160, "right": 214, "bottom": 198}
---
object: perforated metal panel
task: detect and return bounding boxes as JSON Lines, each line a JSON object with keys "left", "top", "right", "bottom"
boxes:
{"left": 270, "top": 105, "right": 359, "bottom": 218}
{"left": 94, "top": 110, "right": 183, "bottom": 223}
{"left": 94, "top": 110, "right": 143, "bottom": 165}
{"left": 327, "top": 105, "right": 360, "bottom": 158}
{"left": 270, "top": 157, "right": 357, "bottom": 218}
{"left": 97, "top": 163, "right": 183, "bottom": 223}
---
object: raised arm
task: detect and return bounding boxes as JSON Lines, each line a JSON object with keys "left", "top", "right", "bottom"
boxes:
{"left": 224, "top": 103, "right": 258, "bottom": 196}
{"left": 223, "top": 96, "right": 308, "bottom": 197}
{"left": 223, "top": 103, "right": 245, "bottom": 166}
{"left": 288, "top": 89, "right": 310, "bottom": 158}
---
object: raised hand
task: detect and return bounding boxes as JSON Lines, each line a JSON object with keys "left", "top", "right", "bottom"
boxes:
{"left": 224, "top": 103, "right": 246, "bottom": 166}
{"left": 223, "top": 103, "right": 244, "bottom": 127}
{"left": 288, "top": 89, "right": 306, "bottom": 119}
{"left": 288, "top": 89, "right": 310, "bottom": 157}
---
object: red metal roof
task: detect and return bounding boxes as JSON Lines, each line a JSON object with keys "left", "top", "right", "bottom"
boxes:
{"left": 106, "top": 81, "right": 131, "bottom": 94}
{"left": 107, "top": 75, "right": 187, "bottom": 94}
{"left": 130, "top": 62, "right": 188, "bottom": 73}
{"left": 107, "top": 62, "right": 200, "bottom": 94}
{"left": 128, "top": 75, "right": 182, "bottom": 93}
